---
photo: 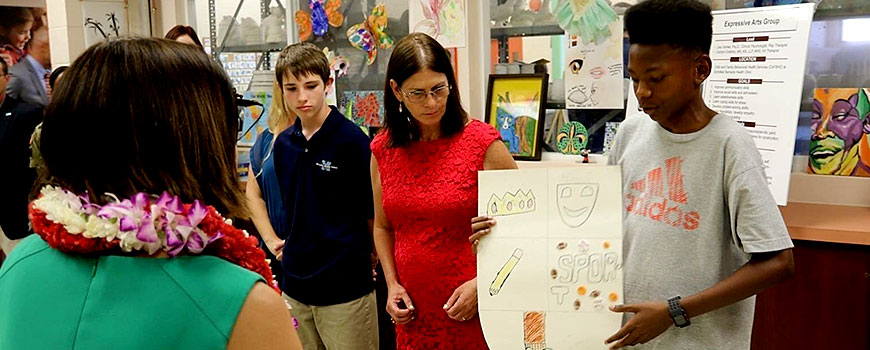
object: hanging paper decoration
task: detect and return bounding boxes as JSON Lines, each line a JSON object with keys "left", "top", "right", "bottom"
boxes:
{"left": 322, "top": 47, "right": 350, "bottom": 78}
{"left": 550, "top": 0, "right": 618, "bottom": 45}
{"left": 410, "top": 0, "right": 467, "bottom": 48}
{"left": 347, "top": 3, "right": 394, "bottom": 65}
{"left": 556, "top": 121, "right": 588, "bottom": 155}
{"left": 295, "top": 0, "right": 344, "bottom": 41}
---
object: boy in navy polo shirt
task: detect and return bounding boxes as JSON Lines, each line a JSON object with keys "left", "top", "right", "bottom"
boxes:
{"left": 272, "top": 43, "right": 378, "bottom": 350}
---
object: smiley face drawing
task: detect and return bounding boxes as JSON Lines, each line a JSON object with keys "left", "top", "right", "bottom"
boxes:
{"left": 556, "top": 183, "right": 599, "bottom": 228}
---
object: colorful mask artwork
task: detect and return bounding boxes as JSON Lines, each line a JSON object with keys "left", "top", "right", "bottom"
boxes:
{"left": 808, "top": 88, "right": 870, "bottom": 177}
{"left": 557, "top": 121, "right": 588, "bottom": 155}
{"left": 347, "top": 3, "right": 394, "bottom": 65}
{"left": 550, "top": 0, "right": 618, "bottom": 45}
{"left": 295, "top": 0, "right": 344, "bottom": 41}
{"left": 341, "top": 90, "right": 385, "bottom": 128}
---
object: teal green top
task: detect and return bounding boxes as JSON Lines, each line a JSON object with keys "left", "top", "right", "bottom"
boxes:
{"left": 0, "top": 235, "right": 263, "bottom": 350}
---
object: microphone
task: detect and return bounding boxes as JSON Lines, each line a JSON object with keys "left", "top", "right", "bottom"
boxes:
{"left": 235, "top": 93, "right": 263, "bottom": 107}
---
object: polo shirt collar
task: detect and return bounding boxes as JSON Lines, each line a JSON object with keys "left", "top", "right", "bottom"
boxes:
{"left": 289, "top": 105, "right": 342, "bottom": 144}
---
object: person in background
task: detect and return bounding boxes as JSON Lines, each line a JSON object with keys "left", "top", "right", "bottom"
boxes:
{"left": 0, "top": 38, "right": 301, "bottom": 350}
{"left": 473, "top": 1, "right": 794, "bottom": 349}
{"left": 0, "top": 55, "right": 42, "bottom": 257}
{"left": 0, "top": 7, "right": 33, "bottom": 67}
{"left": 29, "top": 65, "right": 67, "bottom": 177}
{"left": 165, "top": 25, "right": 205, "bottom": 51}
{"left": 246, "top": 71, "right": 295, "bottom": 287}
{"left": 371, "top": 33, "right": 516, "bottom": 350}
{"left": 7, "top": 24, "right": 50, "bottom": 108}
{"left": 272, "top": 42, "right": 379, "bottom": 350}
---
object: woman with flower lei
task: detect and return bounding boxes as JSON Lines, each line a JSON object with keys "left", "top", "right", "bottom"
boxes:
{"left": 0, "top": 38, "right": 302, "bottom": 350}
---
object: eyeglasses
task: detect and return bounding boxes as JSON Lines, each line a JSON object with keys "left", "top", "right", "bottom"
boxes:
{"left": 400, "top": 84, "right": 451, "bottom": 104}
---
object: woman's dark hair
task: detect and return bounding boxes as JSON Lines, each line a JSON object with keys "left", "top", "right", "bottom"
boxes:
{"left": 382, "top": 33, "right": 467, "bottom": 147}
{"left": 165, "top": 25, "right": 204, "bottom": 50}
{"left": 48, "top": 66, "right": 67, "bottom": 90}
{"left": 40, "top": 38, "right": 245, "bottom": 217}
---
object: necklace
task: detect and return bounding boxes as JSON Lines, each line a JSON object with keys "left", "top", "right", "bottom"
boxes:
{"left": 29, "top": 185, "right": 277, "bottom": 291}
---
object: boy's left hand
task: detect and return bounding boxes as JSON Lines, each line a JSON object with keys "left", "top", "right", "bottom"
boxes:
{"left": 605, "top": 301, "right": 672, "bottom": 349}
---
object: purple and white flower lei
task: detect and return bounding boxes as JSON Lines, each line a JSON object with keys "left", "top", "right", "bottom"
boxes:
{"left": 32, "top": 186, "right": 225, "bottom": 256}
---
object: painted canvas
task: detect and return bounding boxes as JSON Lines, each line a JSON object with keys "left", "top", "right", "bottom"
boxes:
{"left": 807, "top": 88, "right": 870, "bottom": 177}
{"left": 82, "top": 2, "right": 128, "bottom": 47}
{"left": 564, "top": 18, "right": 624, "bottom": 109}
{"left": 409, "top": 0, "right": 467, "bottom": 48}
{"left": 477, "top": 166, "right": 624, "bottom": 350}
{"left": 486, "top": 74, "right": 548, "bottom": 161}
{"left": 340, "top": 90, "right": 385, "bottom": 128}
{"left": 238, "top": 91, "right": 272, "bottom": 147}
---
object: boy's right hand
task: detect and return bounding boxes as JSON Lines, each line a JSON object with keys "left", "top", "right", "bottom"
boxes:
{"left": 265, "top": 238, "right": 284, "bottom": 261}
{"left": 469, "top": 216, "right": 497, "bottom": 254}
{"left": 386, "top": 284, "right": 415, "bottom": 324}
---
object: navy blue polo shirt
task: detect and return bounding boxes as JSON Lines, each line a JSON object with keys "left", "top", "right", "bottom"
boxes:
{"left": 273, "top": 106, "right": 374, "bottom": 306}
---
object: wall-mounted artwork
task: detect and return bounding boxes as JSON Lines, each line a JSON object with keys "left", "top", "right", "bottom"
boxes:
{"left": 341, "top": 90, "right": 385, "bottom": 128}
{"left": 486, "top": 74, "right": 548, "bottom": 161}
{"left": 82, "top": 2, "right": 127, "bottom": 47}
{"left": 807, "top": 88, "right": 870, "bottom": 177}
{"left": 346, "top": 2, "right": 395, "bottom": 65}
{"left": 295, "top": 0, "right": 344, "bottom": 41}
{"left": 564, "top": 18, "right": 623, "bottom": 110}
{"left": 409, "top": 0, "right": 467, "bottom": 48}
{"left": 477, "top": 166, "right": 624, "bottom": 350}
{"left": 238, "top": 91, "right": 272, "bottom": 147}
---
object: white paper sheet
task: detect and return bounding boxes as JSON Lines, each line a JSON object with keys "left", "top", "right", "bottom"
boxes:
{"left": 478, "top": 166, "right": 624, "bottom": 350}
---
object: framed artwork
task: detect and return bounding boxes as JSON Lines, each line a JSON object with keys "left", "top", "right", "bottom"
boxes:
{"left": 807, "top": 88, "right": 870, "bottom": 177}
{"left": 486, "top": 74, "right": 549, "bottom": 161}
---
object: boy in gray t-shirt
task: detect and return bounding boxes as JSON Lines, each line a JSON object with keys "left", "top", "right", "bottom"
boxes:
{"left": 603, "top": 0, "right": 795, "bottom": 348}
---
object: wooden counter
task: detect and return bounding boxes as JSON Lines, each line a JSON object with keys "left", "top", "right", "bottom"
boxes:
{"left": 780, "top": 202, "right": 870, "bottom": 245}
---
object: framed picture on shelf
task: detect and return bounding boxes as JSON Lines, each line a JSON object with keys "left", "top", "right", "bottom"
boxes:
{"left": 485, "top": 74, "right": 549, "bottom": 161}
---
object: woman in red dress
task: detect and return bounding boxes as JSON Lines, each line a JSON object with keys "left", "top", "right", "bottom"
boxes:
{"left": 371, "top": 33, "right": 517, "bottom": 349}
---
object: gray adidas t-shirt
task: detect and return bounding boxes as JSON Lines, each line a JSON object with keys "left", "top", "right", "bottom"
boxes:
{"left": 607, "top": 114, "right": 793, "bottom": 350}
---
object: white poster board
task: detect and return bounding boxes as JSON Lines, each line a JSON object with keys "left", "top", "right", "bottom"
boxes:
{"left": 564, "top": 19, "right": 624, "bottom": 109}
{"left": 477, "top": 166, "right": 624, "bottom": 350}
{"left": 408, "top": 0, "right": 467, "bottom": 48}
{"left": 703, "top": 4, "right": 814, "bottom": 205}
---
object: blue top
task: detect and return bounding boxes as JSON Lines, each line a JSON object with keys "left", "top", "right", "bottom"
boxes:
{"left": 273, "top": 106, "right": 374, "bottom": 306}
{"left": 250, "top": 129, "right": 287, "bottom": 238}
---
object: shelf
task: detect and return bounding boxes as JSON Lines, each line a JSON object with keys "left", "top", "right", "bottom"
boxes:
{"left": 491, "top": 24, "right": 564, "bottom": 38}
{"left": 813, "top": 7, "right": 870, "bottom": 20}
{"left": 220, "top": 42, "right": 286, "bottom": 53}
{"left": 545, "top": 101, "right": 565, "bottom": 109}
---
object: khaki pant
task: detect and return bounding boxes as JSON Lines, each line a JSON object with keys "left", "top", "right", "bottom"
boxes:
{"left": 284, "top": 291, "right": 379, "bottom": 350}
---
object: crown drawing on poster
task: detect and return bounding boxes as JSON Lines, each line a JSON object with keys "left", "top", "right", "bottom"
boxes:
{"left": 487, "top": 190, "right": 536, "bottom": 216}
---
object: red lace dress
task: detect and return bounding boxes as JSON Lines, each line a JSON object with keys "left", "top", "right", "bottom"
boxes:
{"left": 371, "top": 120, "right": 500, "bottom": 350}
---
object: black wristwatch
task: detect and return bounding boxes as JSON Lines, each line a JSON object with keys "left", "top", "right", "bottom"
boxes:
{"left": 667, "top": 296, "right": 691, "bottom": 328}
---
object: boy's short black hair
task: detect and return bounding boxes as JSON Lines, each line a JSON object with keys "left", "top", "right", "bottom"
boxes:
{"left": 625, "top": 0, "right": 713, "bottom": 54}
{"left": 275, "top": 43, "right": 330, "bottom": 86}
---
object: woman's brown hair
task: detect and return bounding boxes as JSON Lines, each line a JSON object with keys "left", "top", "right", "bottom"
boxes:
{"left": 382, "top": 33, "right": 468, "bottom": 147}
{"left": 165, "top": 25, "right": 204, "bottom": 50}
{"left": 39, "top": 38, "right": 246, "bottom": 217}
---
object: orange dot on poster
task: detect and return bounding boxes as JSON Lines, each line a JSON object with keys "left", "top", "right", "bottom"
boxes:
{"left": 529, "top": 0, "right": 542, "bottom": 12}
{"left": 577, "top": 286, "right": 587, "bottom": 296}
{"left": 609, "top": 292, "right": 619, "bottom": 302}
{"left": 603, "top": 241, "right": 611, "bottom": 249}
